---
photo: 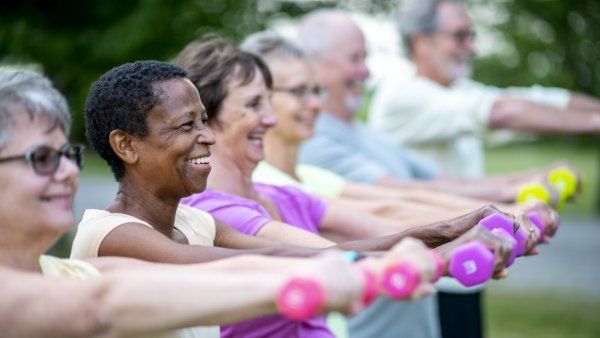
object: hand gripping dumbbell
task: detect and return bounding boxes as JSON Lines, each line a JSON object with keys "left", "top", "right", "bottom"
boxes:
{"left": 478, "top": 213, "right": 527, "bottom": 257}
{"left": 517, "top": 182, "right": 552, "bottom": 205}
{"left": 547, "top": 167, "right": 579, "bottom": 205}
{"left": 527, "top": 210, "right": 560, "bottom": 243}
{"left": 379, "top": 249, "right": 444, "bottom": 299}
{"left": 447, "top": 213, "right": 520, "bottom": 287}
{"left": 276, "top": 267, "right": 379, "bottom": 321}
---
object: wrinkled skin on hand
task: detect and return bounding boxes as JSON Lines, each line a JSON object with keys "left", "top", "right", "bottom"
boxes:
{"left": 430, "top": 204, "right": 513, "bottom": 245}
{"left": 435, "top": 225, "right": 515, "bottom": 280}
{"left": 517, "top": 201, "right": 560, "bottom": 244}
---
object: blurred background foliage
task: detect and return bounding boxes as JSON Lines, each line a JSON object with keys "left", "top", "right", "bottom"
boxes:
{"left": 1, "top": 0, "right": 598, "bottom": 140}
{"left": 1, "top": 0, "right": 599, "bottom": 213}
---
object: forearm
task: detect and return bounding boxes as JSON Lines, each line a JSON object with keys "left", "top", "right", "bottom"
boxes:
{"left": 385, "top": 178, "right": 511, "bottom": 203}
{"left": 328, "top": 194, "right": 450, "bottom": 219}
{"left": 100, "top": 270, "right": 281, "bottom": 332}
{"left": 333, "top": 224, "right": 445, "bottom": 252}
{"left": 334, "top": 204, "right": 505, "bottom": 251}
{"left": 490, "top": 96, "right": 600, "bottom": 133}
{"left": 0, "top": 267, "right": 285, "bottom": 337}
{"left": 568, "top": 92, "right": 600, "bottom": 112}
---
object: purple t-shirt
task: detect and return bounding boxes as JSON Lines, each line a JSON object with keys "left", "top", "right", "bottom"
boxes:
{"left": 181, "top": 183, "right": 332, "bottom": 338}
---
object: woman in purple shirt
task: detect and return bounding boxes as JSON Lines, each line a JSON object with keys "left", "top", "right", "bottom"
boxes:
{"left": 175, "top": 38, "right": 521, "bottom": 338}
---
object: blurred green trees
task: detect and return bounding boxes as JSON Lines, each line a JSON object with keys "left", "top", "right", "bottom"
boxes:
{"left": 1, "top": 0, "right": 598, "bottom": 143}
{"left": 0, "top": 0, "right": 325, "bottom": 141}
{"left": 470, "top": 0, "right": 600, "bottom": 97}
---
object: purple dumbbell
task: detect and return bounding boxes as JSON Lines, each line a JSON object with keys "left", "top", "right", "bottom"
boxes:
{"left": 490, "top": 228, "right": 517, "bottom": 267}
{"left": 448, "top": 241, "right": 495, "bottom": 287}
{"left": 479, "top": 213, "right": 527, "bottom": 257}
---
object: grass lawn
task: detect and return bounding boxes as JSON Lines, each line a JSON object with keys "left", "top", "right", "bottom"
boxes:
{"left": 486, "top": 288, "right": 600, "bottom": 338}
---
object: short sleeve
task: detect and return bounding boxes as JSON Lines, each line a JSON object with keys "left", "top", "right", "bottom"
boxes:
{"left": 175, "top": 205, "right": 216, "bottom": 246}
{"left": 183, "top": 194, "right": 272, "bottom": 236}
{"left": 296, "top": 187, "right": 328, "bottom": 227}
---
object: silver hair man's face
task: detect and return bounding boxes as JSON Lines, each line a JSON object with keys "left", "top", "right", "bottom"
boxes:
{"left": 316, "top": 21, "right": 370, "bottom": 116}
{"left": 408, "top": 1, "right": 475, "bottom": 85}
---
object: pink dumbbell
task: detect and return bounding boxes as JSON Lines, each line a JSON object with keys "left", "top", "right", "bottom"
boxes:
{"left": 479, "top": 213, "right": 527, "bottom": 257}
{"left": 277, "top": 278, "right": 325, "bottom": 321}
{"left": 277, "top": 267, "right": 379, "bottom": 321}
{"left": 359, "top": 268, "right": 379, "bottom": 307}
{"left": 379, "top": 250, "right": 445, "bottom": 299}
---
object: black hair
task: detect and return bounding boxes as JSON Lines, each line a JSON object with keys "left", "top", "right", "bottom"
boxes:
{"left": 84, "top": 60, "right": 187, "bottom": 181}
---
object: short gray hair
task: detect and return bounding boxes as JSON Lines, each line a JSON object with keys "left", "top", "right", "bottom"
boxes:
{"left": 0, "top": 70, "right": 71, "bottom": 150}
{"left": 241, "top": 31, "right": 307, "bottom": 61}
{"left": 298, "top": 9, "right": 356, "bottom": 59}
{"left": 399, "top": 0, "right": 461, "bottom": 55}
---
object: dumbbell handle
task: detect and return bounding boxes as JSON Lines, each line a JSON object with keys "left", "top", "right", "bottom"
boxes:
{"left": 479, "top": 213, "right": 528, "bottom": 256}
{"left": 379, "top": 250, "right": 444, "bottom": 299}
{"left": 277, "top": 266, "right": 380, "bottom": 321}
{"left": 276, "top": 278, "right": 325, "bottom": 321}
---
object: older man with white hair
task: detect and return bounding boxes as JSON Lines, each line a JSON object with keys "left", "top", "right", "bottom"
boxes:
{"left": 298, "top": 10, "right": 442, "bottom": 338}
{"left": 369, "top": 0, "right": 600, "bottom": 179}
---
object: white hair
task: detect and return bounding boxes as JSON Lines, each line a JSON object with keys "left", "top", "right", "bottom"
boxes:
{"left": 298, "top": 9, "right": 357, "bottom": 59}
{"left": 241, "top": 30, "right": 307, "bottom": 61}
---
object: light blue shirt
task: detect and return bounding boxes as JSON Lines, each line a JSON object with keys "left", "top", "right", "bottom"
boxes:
{"left": 300, "top": 113, "right": 441, "bottom": 338}
{"left": 299, "top": 113, "right": 439, "bottom": 183}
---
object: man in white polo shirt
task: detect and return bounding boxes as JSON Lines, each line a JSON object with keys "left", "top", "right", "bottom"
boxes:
{"left": 369, "top": 0, "right": 600, "bottom": 178}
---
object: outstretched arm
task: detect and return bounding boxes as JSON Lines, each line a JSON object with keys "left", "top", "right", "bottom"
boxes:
{"left": 1, "top": 253, "right": 363, "bottom": 337}
{"left": 489, "top": 95, "right": 600, "bottom": 133}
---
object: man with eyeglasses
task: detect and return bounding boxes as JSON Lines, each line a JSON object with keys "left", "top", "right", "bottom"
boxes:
{"left": 369, "top": 0, "right": 600, "bottom": 179}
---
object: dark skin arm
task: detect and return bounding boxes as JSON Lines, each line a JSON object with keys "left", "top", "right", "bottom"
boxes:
{"left": 334, "top": 205, "right": 506, "bottom": 251}
{"left": 99, "top": 206, "right": 515, "bottom": 263}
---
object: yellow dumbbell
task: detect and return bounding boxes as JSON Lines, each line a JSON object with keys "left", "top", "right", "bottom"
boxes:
{"left": 517, "top": 182, "right": 552, "bottom": 205}
{"left": 547, "top": 167, "right": 579, "bottom": 203}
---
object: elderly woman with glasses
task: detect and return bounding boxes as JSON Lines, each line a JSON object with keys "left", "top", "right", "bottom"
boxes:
{"left": 0, "top": 70, "right": 379, "bottom": 337}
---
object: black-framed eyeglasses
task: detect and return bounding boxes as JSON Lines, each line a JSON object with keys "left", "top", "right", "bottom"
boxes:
{"left": 436, "top": 29, "right": 476, "bottom": 45}
{"left": 272, "top": 85, "right": 328, "bottom": 101}
{"left": 0, "top": 144, "right": 85, "bottom": 176}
